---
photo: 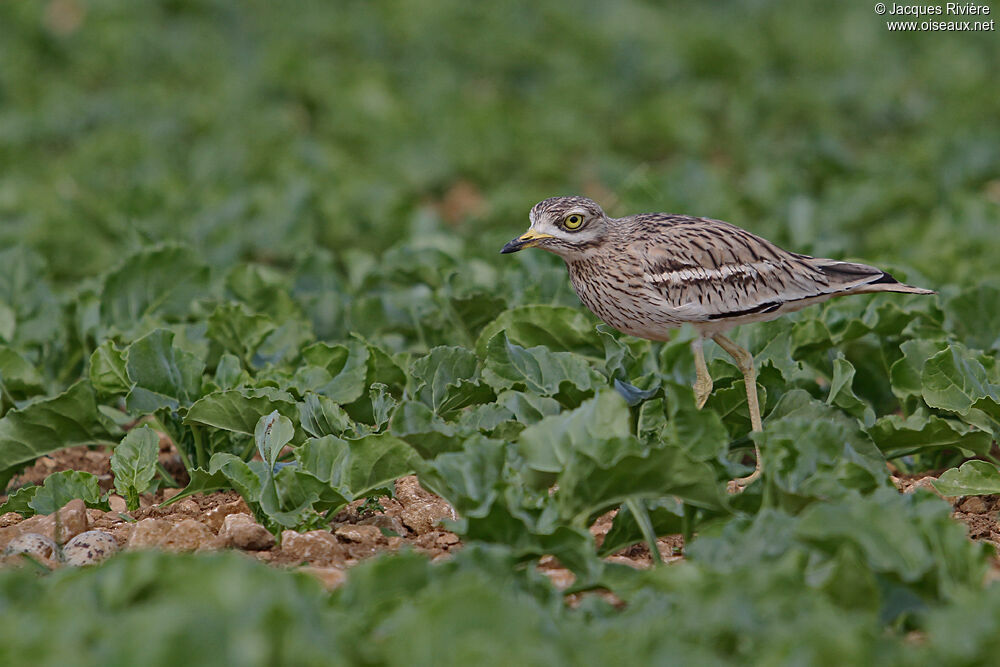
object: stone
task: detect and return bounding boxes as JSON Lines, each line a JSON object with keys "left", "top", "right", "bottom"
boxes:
{"left": 959, "top": 496, "right": 990, "bottom": 514}
{"left": 161, "top": 519, "right": 222, "bottom": 552}
{"left": 4, "top": 499, "right": 90, "bottom": 546}
{"left": 334, "top": 524, "right": 384, "bottom": 544}
{"left": 395, "top": 476, "right": 455, "bottom": 534}
{"left": 280, "top": 530, "right": 345, "bottom": 566}
{"left": 108, "top": 495, "right": 128, "bottom": 513}
{"left": 0, "top": 512, "right": 24, "bottom": 528}
{"left": 204, "top": 498, "right": 251, "bottom": 531}
{"left": 219, "top": 513, "right": 274, "bottom": 550}
{"left": 127, "top": 518, "right": 172, "bottom": 549}
{"left": 160, "top": 488, "right": 182, "bottom": 502}
{"left": 176, "top": 499, "right": 200, "bottom": 516}
{"left": 63, "top": 530, "right": 118, "bottom": 566}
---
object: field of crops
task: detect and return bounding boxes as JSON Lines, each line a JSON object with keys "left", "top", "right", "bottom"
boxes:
{"left": 2, "top": 0, "right": 1000, "bottom": 663}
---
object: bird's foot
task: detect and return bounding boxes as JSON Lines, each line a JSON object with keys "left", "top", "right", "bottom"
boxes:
{"left": 726, "top": 467, "right": 761, "bottom": 494}
{"left": 693, "top": 378, "right": 713, "bottom": 410}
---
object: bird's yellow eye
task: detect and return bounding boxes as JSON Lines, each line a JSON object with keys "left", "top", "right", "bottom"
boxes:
{"left": 564, "top": 214, "right": 584, "bottom": 229}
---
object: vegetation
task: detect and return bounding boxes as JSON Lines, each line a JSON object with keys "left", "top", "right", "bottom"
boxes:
{"left": 0, "top": 0, "right": 998, "bottom": 663}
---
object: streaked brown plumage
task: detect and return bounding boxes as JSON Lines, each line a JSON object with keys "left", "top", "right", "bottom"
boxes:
{"left": 501, "top": 195, "right": 933, "bottom": 487}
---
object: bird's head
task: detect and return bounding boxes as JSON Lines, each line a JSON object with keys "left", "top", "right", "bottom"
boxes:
{"left": 501, "top": 196, "right": 609, "bottom": 259}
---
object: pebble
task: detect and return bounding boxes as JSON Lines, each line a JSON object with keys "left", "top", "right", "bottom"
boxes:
{"left": 219, "top": 513, "right": 274, "bottom": 550}
{"left": 108, "top": 495, "right": 128, "bottom": 513}
{"left": 63, "top": 530, "right": 118, "bottom": 566}
{"left": 959, "top": 496, "right": 990, "bottom": 514}
{"left": 127, "top": 518, "right": 172, "bottom": 549}
{"left": 160, "top": 519, "right": 222, "bottom": 552}
{"left": 298, "top": 566, "right": 347, "bottom": 590}
{"left": 334, "top": 524, "right": 383, "bottom": 544}
{"left": 280, "top": 530, "right": 346, "bottom": 566}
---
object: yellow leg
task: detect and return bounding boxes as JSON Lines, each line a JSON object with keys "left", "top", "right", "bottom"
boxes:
{"left": 712, "top": 333, "right": 762, "bottom": 487}
{"left": 691, "top": 338, "right": 713, "bottom": 409}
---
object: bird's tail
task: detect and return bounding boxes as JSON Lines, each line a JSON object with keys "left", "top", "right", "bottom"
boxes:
{"left": 810, "top": 259, "right": 936, "bottom": 295}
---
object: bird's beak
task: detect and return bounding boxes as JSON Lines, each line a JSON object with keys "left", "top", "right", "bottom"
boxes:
{"left": 500, "top": 230, "right": 554, "bottom": 254}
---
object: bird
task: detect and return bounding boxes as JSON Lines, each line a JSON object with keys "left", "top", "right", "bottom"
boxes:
{"left": 501, "top": 196, "right": 934, "bottom": 487}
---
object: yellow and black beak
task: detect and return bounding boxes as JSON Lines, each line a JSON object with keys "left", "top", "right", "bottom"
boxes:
{"left": 500, "top": 230, "right": 555, "bottom": 254}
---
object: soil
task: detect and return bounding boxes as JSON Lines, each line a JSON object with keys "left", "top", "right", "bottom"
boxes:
{"left": 3, "top": 443, "right": 998, "bottom": 591}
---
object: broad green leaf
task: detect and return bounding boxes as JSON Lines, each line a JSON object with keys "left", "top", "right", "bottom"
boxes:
{"left": 599, "top": 498, "right": 686, "bottom": 556}
{"left": 517, "top": 390, "right": 631, "bottom": 474}
{"left": 474, "top": 305, "right": 603, "bottom": 359}
{"left": 0, "top": 484, "right": 38, "bottom": 517}
{"left": 0, "top": 301, "right": 14, "bottom": 342}
{"left": 0, "top": 381, "right": 116, "bottom": 476}
{"left": 933, "top": 461, "right": 1000, "bottom": 497}
{"left": 293, "top": 340, "right": 369, "bottom": 404}
{"left": 0, "top": 346, "right": 44, "bottom": 398}
{"left": 28, "top": 470, "right": 107, "bottom": 515}
{"left": 208, "top": 452, "right": 263, "bottom": 501}
{"left": 943, "top": 283, "right": 1000, "bottom": 351}
{"left": 111, "top": 425, "right": 160, "bottom": 510}
{"left": 482, "top": 332, "right": 599, "bottom": 399}
{"left": 88, "top": 340, "right": 130, "bottom": 398}
{"left": 298, "top": 392, "right": 354, "bottom": 438}
{"left": 99, "top": 245, "right": 210, "bottom": 330}
{"left": 889, "top": 339, "right": 947, "bottom": 401}
{"left": 206, "top": 302, "right": 278, "bottom": 366}
{"left": 758, "top": 390, "right": 887, "bottom": 505}
{"left": 921, "top": 345, "right": 1000, "bottom": 416}
{"left": 125, "top": 329, "right": 205, "bottom": 413}
{"left": 296, "top": 433, "right": 419, "bottom": 500}
{"left": 389, "top": 400, "right": 463, "bottom": 457}
{"left": 411, "top": 345, "right": 494, "bottom": 414}
{"left": 557, "top": 436, "right": 725, "bottom": 523}
{"left": 419, "top": 437, "right": 506, "bottom": 518}
{"left": 186, "top": 387, "right": 299, "bottom": 437}
{"left": 661, "top": 382, "right": 730, "bottom": 461}
{"left": 826, "top": 355, "right": 875, "bottom": 426}
{"left": 369, "top": 383, "right": 397, "bottom": 430}
{"left": 213, "top": 353, "right": 249, "bottom": 390}
{"left": 255, "top": 411, "right": 294, "bottom": 472}
{"left": 867, "top": 412, "right": 993, "bottom": 459}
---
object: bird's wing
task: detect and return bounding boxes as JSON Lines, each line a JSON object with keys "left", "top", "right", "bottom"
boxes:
{"left": 626, "top": 217, "right": 887, "bottom": 321}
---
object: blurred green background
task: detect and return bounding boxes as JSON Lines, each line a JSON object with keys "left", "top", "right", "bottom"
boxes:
{"left": 1, "top": 0, "right": 997, "bottom": 285}
{"left": 0, "top": 0, "right": 1000, "bottom": 284}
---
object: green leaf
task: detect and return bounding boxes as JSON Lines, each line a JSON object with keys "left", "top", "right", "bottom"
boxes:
{"left": 0, "top": 381, "right": 116, "bottom": 477}
{"left": 213, "top": 353, "right": 249, "bottom": 390}
{"left": 296, "top": 433, "right": 419, "bottom": 500}
{"left": 889, "top": 339, "right": 946, "bottom": 401}
{"left": 111, "top": 425, "right": 160, "bottom": 510}
{"left": 255, "top": 411, "right": 294, "bottom": 472}
{"left": 482, "top": 332, "right": 599, "bottom": 400}
{"left": 88, "top": 340, "right": 130, "bottom": 399}
{"left": 0, "top": 484, "right": 39, "bottom": 517}
{"left": 599, "top": 498, "right": 686, "bottom": 556}
{"left": 298, "top": 392, "right": 355, "bottom": 438}
{"left": 411, "top": 345, "right": 494, "bottom": 414}
{"left": 759, "top": 390, "right": 888, "bottom": 505}
{"left": 125, "top": 329, "right": 205, "bottom": 413}
{"left": 99, "top": 245, "right": 210, "bottom": 330}
{"left": 661, "top": 382, "right": 730, "bottom": 461}
{"left": 389, "top": 400, "right": 463, "bottom": 457}
{"left": 186, "top": 387, "right": 299, "bottom": 437}
{"left": 293, "top": 340, "right": 369, "bottom": 404}
{"left": 0, "top": 346, "right": 44, "bottom": 398}
{"left": 475, "top": 305, "right": 603, "bottom": 359}
{"left": 206, "top": 302, "right": 278, "bottom": 366}
{"left": 867, "top": 412, "right": 993, "bottom": 459}
{"left": 933, "top": 461, "right": 1000, "bottom": 497}
{"left": 28, "top": 470, "right": 107, "bottom": 515}
{"left": 517, "top": 390, "right": 631, "bottom": 474}
{"left": 208, "top": 453, "right": 263, "bottom": 501}
{"left": 921, "top": 344, "right": 1000, "bottom": 416}
{"left": 943, "top": 283, "right": 1000, "bottom": 351}
{"left": 826, "top": 355, "right": 875, "bottom": 426}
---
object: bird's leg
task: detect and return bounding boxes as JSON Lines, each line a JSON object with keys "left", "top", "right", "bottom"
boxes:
{"left": 712, "top": 333, "right": 762, "bottom": 486}
{"left": 691, "top": 337, "right": 713, "bottom": 409}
